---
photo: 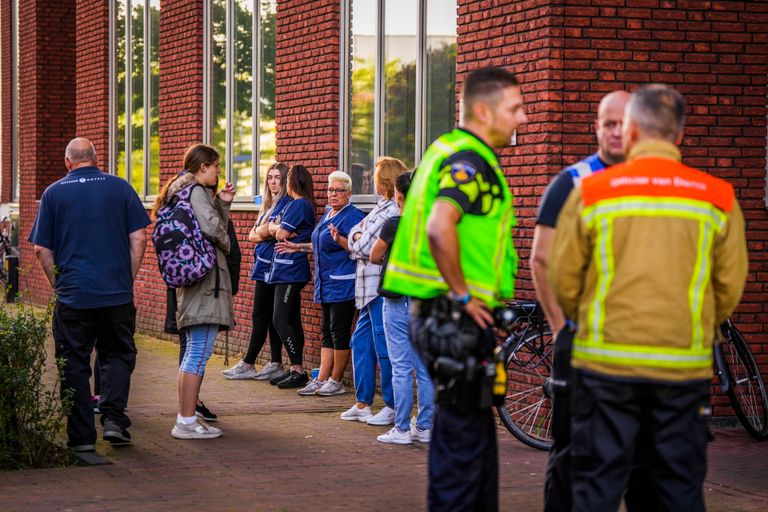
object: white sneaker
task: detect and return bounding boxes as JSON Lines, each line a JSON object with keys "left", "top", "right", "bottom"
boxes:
{"left": 223, "top": 361, "right": 258, "bottom": 380}
{"left": 367, "top": 406, "right": 396, "bottom": 426}
{"left": 411, "top": 425, "right": 432, "bottom": 443}
{"left": 377, "top": 427, "right": 412, "bottom": 445}
{"left": 297, "top": 379, "right": 325, "bottom": 396}
{"left": 171, "top": 418, "right": 223, "bottom": 440}
{"left": 316, "top": 378, "right": 348, "bottom": 396}
{"left": 222, "top": 360, "right": 250, "bottom": 376}
{"left": 340, "top": 404, "right": 372, "bottom": 422}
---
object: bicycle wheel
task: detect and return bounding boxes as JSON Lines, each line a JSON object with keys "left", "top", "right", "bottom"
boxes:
{"left": 497, "top": 329, "right": 554, "bottom": 450}
{"left": 721, "top": 321, "right": 768, "bottom": 441}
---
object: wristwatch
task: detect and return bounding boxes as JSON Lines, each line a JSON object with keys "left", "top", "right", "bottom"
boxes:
{"left": 449, "top": 291, "right": 471, "bottom": 305}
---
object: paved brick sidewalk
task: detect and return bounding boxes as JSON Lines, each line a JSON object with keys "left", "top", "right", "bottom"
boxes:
{"left": 1, "top": 333, "right": 767, "bottom": 511}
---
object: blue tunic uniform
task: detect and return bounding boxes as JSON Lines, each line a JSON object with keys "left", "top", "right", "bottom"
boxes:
{"left": 250, "top": 195, "right": 292, "bottom": 282}
{"left": 311, "top": 203, "right": 365, "bottom": 304}
{"left": 267, "top": 197, "right": 316, "bottom": 284}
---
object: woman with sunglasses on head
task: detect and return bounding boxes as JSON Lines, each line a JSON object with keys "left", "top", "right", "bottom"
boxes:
{"left": 222, "top": 162, "right": 290, "bottom": 381}
{"left": 277, "top": 171, "right": 365, "bottom": 396}
{"left": 266, "top": 165, "right": 317, "bottom": 389}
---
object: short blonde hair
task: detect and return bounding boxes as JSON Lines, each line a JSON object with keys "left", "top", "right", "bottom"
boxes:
{"left": 327, "top": 170, "right": 352, "bottom": 191}
{"left": 374, "top": 157, "right": 407, "bottom": 199}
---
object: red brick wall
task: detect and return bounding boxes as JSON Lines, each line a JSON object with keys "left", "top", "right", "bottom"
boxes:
{"left": 273, "top": 0, "right": 341, "bottom": 369}
{"left": 17, "top": 0, "right": 77, "bottom": 305}
{"left": 1, "top": 0, "right": 14, "bottom": 203}
{"left": 75, "top": 0, "right": 109, "bottom": 169}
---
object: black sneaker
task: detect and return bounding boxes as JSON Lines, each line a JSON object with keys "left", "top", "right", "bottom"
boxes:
{"left": 269, "top": 370, "right": 291, "bottom": 386}
{"left": 102, "top": 418, "right": 132, "bottom": 445}
{"left": 277, "top": 371, "right": 310, "bottom": 389}
{"left": 195, "top": 401, "right": 218, "bottom": 422}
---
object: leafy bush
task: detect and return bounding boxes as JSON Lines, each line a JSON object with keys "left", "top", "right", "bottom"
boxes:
{"left": 0, "top": 303, "right": 73, "bottom": 469}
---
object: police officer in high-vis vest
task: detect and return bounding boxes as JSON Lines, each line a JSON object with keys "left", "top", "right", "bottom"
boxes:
{"left": 549, "top": 85, "right": 748, "bottom": 511}
{"left": 383, "top": 67, "right": 527, "bottom": 512}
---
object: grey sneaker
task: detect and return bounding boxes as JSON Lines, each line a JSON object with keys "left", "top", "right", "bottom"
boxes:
{"left": 222, "top": 360, "right": 250, "bottom": 376}
{"left": 297, "top": 379, "right": 325, "bottom": 396}
{"left": 223, "top": 361, "right": 258, "bottom": 380}
{"left": 317, "top": 378, "right": 348, "bottom": 396}
{"left": 102, "top": 418, "right": 131, "bottom": 445}
{"left": 253, "top": 362, "right": 284, "bottom": 381}
{"left": 171, "top": 418, "right": 223, "bottom": 440}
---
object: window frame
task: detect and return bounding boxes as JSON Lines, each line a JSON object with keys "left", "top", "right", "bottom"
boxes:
{"left": 11, "top": 0, "right": 19, "bottom": 202}
{"left": 203, "top": 0, "right": 268, "bottom": 202}
{"left": 340, "top": 0, "right": 444, "bottom": 204}
{"left": 108, "top": 0, "right": 159, "bottom": 199}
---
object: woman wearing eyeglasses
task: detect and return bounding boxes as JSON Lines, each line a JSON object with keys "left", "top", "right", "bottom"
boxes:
{"left": 277, "top": 171, "right": 364, "bottom": 396}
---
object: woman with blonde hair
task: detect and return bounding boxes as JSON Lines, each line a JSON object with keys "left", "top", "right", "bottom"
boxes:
{"left": 222, "top": 162, "right": 291, "bottom": 381}
{"left": 152, "top": 144, "right": 234, "bottom": 440}
{"left": 341, "top": 156, "right": 404, "bottom": 424}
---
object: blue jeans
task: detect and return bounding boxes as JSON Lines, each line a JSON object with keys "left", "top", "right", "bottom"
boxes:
{"left": 180, "top": 324, "right": 218, "bottom": 376}
{"left": 350, "top": 295, "right": 393, "bottom": 407}
{"left": 383, "top": 296, "right": 435, "bottom": 432}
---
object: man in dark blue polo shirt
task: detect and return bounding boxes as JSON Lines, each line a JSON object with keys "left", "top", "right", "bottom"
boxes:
{"left": 29, "top": 138, "right": 150, "bottom": 452}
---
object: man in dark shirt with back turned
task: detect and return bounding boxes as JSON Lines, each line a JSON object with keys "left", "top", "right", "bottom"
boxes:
{"left": 29, "top": 138, "right": 150, "bottom": 452}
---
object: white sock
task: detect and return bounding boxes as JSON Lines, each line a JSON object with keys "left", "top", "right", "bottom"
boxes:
{"left": 178, "top": 414, "right": 198, "bottom": 425}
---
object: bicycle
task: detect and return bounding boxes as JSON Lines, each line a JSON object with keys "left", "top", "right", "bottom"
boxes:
{"left": 715, "top": 319, "right": 768, "bottom": 441}
{"left": 497, "top": 302, "right": 768, "bottom": 450}
{"left": 496, "top": 300, "right": 554, "bottom": 450}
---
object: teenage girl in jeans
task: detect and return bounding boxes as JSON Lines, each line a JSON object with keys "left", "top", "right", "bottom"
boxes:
{"left": 152, "top": 144, "right": 235, "bottom": 440}
{"left": 222, "top": 162, "right": 290, "bottom": 381}
{"left": 266, "top": 165, "right": 317, "bottom": 389}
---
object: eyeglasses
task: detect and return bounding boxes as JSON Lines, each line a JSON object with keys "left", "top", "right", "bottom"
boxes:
{"left": 327, "top": 188, "right": 349, "bottom": 194}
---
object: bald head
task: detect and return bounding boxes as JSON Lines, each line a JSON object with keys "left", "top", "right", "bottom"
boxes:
{"left": 65, "top": 138, "right": 97, "bottom": 170}
{"left": 595, "top": 90, "right": 631, "bottom": 166}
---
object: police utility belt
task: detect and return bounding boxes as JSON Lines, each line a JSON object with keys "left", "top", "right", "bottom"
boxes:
{"left": 411, "top": 296, "right": 513, "bottom": 414}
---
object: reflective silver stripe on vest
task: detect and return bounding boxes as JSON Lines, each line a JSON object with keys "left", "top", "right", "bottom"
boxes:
{"left": 273, "top": 258, "right": 294, "bottom": 265}
{"left": 329, "top": 273, "right": 356, "bottom": 280}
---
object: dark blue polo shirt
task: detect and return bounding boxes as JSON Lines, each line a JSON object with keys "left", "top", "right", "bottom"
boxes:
{"left": 28, "top": 166, "right": 151, "bottom": 308}
{"left": 250, "top": 195, "right": 293, "bottom": 282}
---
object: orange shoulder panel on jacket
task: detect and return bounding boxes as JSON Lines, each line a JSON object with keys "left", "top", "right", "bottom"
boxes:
{"left": 581, "top": 158, "right": 734, "bottom": 212}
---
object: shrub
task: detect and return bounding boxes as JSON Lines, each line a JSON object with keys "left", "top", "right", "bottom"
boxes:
{"left": 0, "top": 303, "right": 73, "bottom": 469}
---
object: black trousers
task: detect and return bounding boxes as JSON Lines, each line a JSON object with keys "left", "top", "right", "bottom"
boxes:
{"left": 321, "top": 300, "right": 356, "bottom": 350}
{"left": 244, "top": 280, "right": 283, "bottom": 364}
{"left": 53, "top": 301, "right": 137, "bottom": 445}
{"left": 545, "top": 330, "right": 661, "bottom": 512}
{"left": 429, "top": 405, "right": 498, "bottom": 512}
{"left": 570, "top": 370, "right": 710, "bottom": 512}
{"left": 272, "top": 282, "right": 305, "bottom": 365}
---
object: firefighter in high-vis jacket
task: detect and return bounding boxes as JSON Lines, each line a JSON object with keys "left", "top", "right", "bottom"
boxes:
{"left": 548, "top": 84, "right": 748, "bottom": 512}
{"left": 383, "top": 66, "right": 527, "bottom": 512}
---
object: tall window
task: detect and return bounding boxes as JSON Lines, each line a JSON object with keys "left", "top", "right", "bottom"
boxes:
{"left": 11, "top": 0, "right": 19, "bottom": 201}
{"left": 111, "top": 0, "right": 160, "bottom": 197}
{"left": 341, "top": 0, "right": 457, "bottom": 195}
{"left": 205, "top": 0, "right": 277, "bottom": 198}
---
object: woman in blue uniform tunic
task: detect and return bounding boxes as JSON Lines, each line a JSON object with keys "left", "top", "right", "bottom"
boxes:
{"left": 267, "top": 165, "right": 317, "bottom": 389}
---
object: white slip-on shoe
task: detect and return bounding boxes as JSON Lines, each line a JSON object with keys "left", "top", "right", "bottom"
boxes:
{"left": 410, "top": 425, "right": 432, "bottom": 443}
{"left": 367, "top": 406, "right": 395, "bottom": 426}
{"left": 340, "top": 404, "right": 372, "bottom": 422}
{"left": 223, "top": 361, "right": 258, "bottom": 380}
{"left": 222, "top": 360, "right": 250, "bottom": 376}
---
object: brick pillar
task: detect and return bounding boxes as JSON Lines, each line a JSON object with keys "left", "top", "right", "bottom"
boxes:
{"left": 1, "top": 0, "right": 15, "bottom": 203}
{"left": 18, "top": 0, "right": 77, "bottom": 305}
{"left": 76, "top": 0, "right": 110, "bottom": 169}
{"left": 130, "top": 0, "right": 206, "bottom": 335}
{"left": 457, "top": 0, "right": 565, "bottom": 297}
{"left": 275, "top": 0, "right": 341, "bottom": 369}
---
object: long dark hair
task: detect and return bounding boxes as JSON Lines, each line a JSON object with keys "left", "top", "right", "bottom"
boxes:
{"left": 152, "top": 144, "right": 220, "bottom": 220}
{"left": 287, "top": 165, "right": 316, "bottom": 209}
